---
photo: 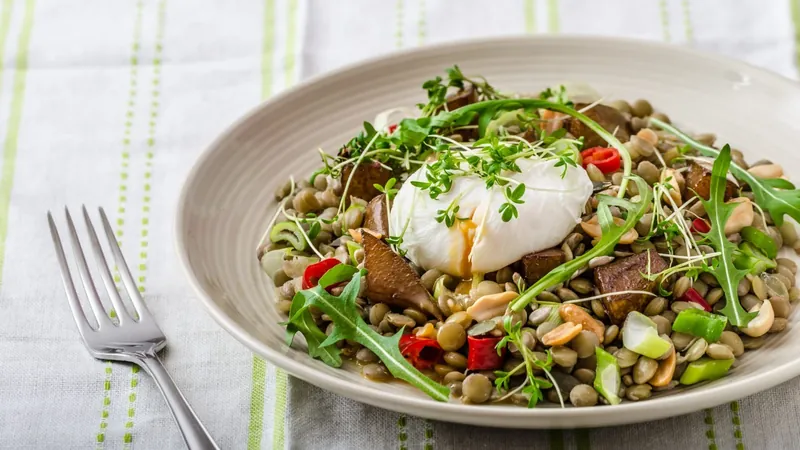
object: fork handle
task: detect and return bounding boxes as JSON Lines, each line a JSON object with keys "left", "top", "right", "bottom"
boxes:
{"left": 138, "top": 355, "right": 220, "bottom": 450}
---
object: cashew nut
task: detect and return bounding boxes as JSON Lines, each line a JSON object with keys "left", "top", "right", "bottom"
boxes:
{"left": 649, "top": 346, "right": 676, "bottom": 387}
{"left": 740, "top": 299, "right": 775, "bottom": 337}
{"left": 660, "top": 168, "right": 684, "bottom": 206}
{"left": 559, "top": 304, "right": 604, "bottom": 342}
{"left": 580, "top": 216, "right": 638, "bottom": 244}
{"left": 541, "top": 322, "right": 583, "bottom": 346}
{"left": 724, "top": 197, "right": 754, "bottom": 235}
{"left": 747, "top": 164, "right": 783, "bottom": 179}
{"left": 465, "top": 291, "right": 518, "bottom": 322}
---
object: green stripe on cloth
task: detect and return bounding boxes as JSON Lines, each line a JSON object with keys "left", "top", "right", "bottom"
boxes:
{"left": 272, "top": 368, "right": 288, "bottom": 449}
{"left": 0, "top": 0, "right": 14, "bottom": 101}
{"left": 0, "top": 0, "right": 35, "bottom": 287}
{"left": 99, "top": 1, "right": 144, "bottom": 446}
{"left": 704, "top": 409, "right": 718, "bottom": 450}
{"left": 417, "top": 0, "right": 425, "bottom": 46}
{"left": 121, "top": 0, "right": 167, "bottom": 447}
{"left": 792, "top": 0, "right": 800, "bottom": 75}
{"left": 547, "top": 0, "right": 559, "bottom": 33}
{"left": 247, "top": 358, "right": 267, "bottom": 450}
{"left": 731, "top": 401, "right": 745, "bottom": 449}
{"left": 271, "top": 3, "right": 299, "bottom": 446}
{"left": 395, "top": 0, "right": 403, "bottom": 48}
{"left": 680, "top": 0, "right": 694, "bottom": 43}
{"left": 247, "top": 0, "right": 276, "bottom": 448}
{"left": 659, "top": 0, "right": 670, "bottom": 42}
{"left": 524, "top": 0, "right": 536, "bottom": 33}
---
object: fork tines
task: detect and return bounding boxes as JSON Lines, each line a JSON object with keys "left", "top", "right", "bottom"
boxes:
{"left": 48, "top": 206, "right": 153, "bottom": 334}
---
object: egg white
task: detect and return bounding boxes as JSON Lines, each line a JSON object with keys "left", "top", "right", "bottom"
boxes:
{"left": 390, "top": 158, "right": 593, "bottom": 277}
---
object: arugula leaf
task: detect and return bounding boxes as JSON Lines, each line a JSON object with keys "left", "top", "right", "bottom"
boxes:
{"left": 397, "top": 117, "right": 431, "bottom": 147}
{"left": 651, "top": 118, "right": 800, "bottom": 227}
{"left": 290, "top": 270, "right": 450, "bottom": 402}
{"left": 510, "top": 176, "right": 653, "bottom": 311}
{"left": 286, "top": 296, "right": 343, "bottom": 368}
{"left": 699, "top": 146, "right": 757, "bottom": 327}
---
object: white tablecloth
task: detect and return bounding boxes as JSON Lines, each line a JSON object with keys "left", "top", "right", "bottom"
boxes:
{"left": 1, "top": 0, "right": 799, "bottom": 448}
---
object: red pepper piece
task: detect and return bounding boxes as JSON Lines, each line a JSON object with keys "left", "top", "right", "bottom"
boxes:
{"left": 302, "top": 258, "right": 342, "bottom": 291}
{"left": 387, "top": 123, "right": 398, "bottom": 134}
{"left": 467, "top": 335, "right": 506, "bottom": 371}
{"left": 680, "top": 287, "right": 711, "bottom": 312}
{"left": 399, "top": 334, "right": 443, "bottom": 370}
{"left": 580, "top": 147, "right": 621, "bottom": 174}
{"left": 691, "top": 218, "right": 711, "bottom": 234}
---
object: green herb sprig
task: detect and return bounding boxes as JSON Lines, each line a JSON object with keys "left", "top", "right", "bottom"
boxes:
{"left": 500, "top": 183, "right": 526, "bottom": 222}
{"left": 651, "top": 118, "right": 800, "bottom": 227}
{"left": 287, "top": 267, "right": 450, "bottom": 401}
{"left": 538, "top": 85, "right": 574, "bottom": 107}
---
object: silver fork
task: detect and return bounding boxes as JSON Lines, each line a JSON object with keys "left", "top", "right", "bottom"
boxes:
{"left": 48, "top": 206, "right": 219, "bottom": 450}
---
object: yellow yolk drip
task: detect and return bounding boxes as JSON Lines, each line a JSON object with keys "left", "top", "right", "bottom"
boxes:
{"left": 458, "top": 218, "right": 477, "bottom": 278}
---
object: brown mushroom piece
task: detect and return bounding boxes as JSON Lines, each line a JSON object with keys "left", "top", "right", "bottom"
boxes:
{"left": 340, "top": 162, "right": 393, "bottom": 203}
{"left": 565, "top": 103, "right": 631, "bottom": 149}
{"left": 445, "top": 83, "right": 478, "bottom": 111}
{"left": 362, "top": 233, "right": 442, "bottom": 319}
{"left": 364, "top": 194, "right": 390, "bottom": 236}
{"left": 593, "top": 250, "right": 669, "bottom": 325}
{"left": 521, "top": 248, "right": 566, "bottom": 284}
{"left": 684, "top": 162, "right": 736, "bottom": 201}
{"left": 442, "top": 84, "right": 479, "bottom": 141}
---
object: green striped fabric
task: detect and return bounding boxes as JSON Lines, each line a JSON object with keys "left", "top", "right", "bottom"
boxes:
{"left": 3, "top": 1, "right": 800, "bottom": 448}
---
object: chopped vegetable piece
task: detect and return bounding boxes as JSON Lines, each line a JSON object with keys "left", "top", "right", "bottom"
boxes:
{"left": 581, "top": 147, "right": 621, "bottom": 174}
{"left": 679, "top": 288, "right": 712, "bottom": 312}
{"left": 289, "top": 268, "right": 449, "bottom": 401}
{"left": 260, "top": 248, "right": 291, "bottom": 279}
{"left": 691, "top": 218, "right": 711, "bottom": 234}
{"left": 387, "top": 123, "right": 398, "bottom": 134}
{"left": 733, "top": 242, "right": 776, "bottom": 276}
{"left": 302, "top": 258, "right": 342, "bottom": 291}
{"left": 594, "top": 347, "right": 621, "bottom": 405}
{"left": 399, "top": 334, "right": 444, "bottom": 370}
{"left": 346, "top": 241, "right": 362, "bottom": 265}
{"left": 622, "top": 311, "right": 672, "bottom": 359}
{"left": 671, "top": 308, "right": 727, "bottom": 342}
{"left": 741, "top": 226, "right": 778, "bottom": 259}
{"left": 679, "top": 357, "right": 734, "bottom": 385}
{"left": 270, "top": 221, "right": 307, "bottom": 251}
{"left": 467, "top": 335, "right": 506, "bottom": 371}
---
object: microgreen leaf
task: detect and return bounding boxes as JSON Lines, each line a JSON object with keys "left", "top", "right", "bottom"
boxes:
{"left": 698, "top": 146, "right": 757, "bottom": 327}
{"left": 289, "top": 270, "right": 449, "bottom": 402}
{"left": 432, "top": 99, "right": 634, "bottom": 198}
{"left": 651, "top": 118, "right": 800, "bottom": 227}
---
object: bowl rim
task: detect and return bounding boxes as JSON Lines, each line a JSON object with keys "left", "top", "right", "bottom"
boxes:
{"left": 175, "top": 34, "right": 800, "bottom": 428}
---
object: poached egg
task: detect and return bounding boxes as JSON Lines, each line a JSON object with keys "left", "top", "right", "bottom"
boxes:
{"left": 389, "top": 158, "right": 593, "bottom": 278}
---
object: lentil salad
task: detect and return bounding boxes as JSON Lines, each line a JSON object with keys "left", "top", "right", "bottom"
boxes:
{"left": 258, "top": 66, "right": 800, "bottom": 407}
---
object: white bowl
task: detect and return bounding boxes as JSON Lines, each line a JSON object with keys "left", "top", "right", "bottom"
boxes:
{"left": 176, "top": 36, "right": 800, "bottom": 428}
